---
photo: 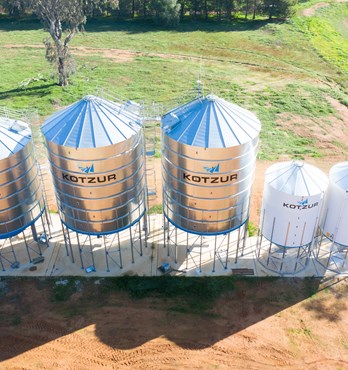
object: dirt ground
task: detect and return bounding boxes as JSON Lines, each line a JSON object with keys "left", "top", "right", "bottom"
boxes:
{"left": 0, "top": 277, "right": 347, "bottom": 369}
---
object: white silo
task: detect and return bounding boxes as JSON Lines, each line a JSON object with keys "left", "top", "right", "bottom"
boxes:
{"left": 161, "top": 94, "right": 261, "bottom": 272}
{"left": 257, "top": 161, "right": 328, "bottom": 275}
{"left": 316, "top": 162, "right": 348, "bottom": 273}
{"left": 42, "top": 96, "right": 147, "bottom": 272}
{"left": 0, "top": 115, "right": 50, "bottom": 269}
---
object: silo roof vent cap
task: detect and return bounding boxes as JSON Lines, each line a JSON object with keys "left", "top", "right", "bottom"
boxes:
{"left": 293, "top": 160, "right": 304, "bottom": 168}
{"left": 206, "top": 94, "right": 217, "bottom": 101}
{"left": 83, "top": 95, "right": 98, "bottom": 102}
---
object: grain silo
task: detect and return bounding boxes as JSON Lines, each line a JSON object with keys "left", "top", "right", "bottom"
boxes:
{"left": 0, "top": 115, "right": 49, "bottom": 270}
{"left": 161, "top": 94, "right": 261, "bottom": 272}
{"left": 42, "top": 96, "right": 146, "bottom": 271}
{"left": 315, "top": 162, "right": 348, "bottom": 273}
{"left": 257, "top": 161, "right": 328, "bottom": 275}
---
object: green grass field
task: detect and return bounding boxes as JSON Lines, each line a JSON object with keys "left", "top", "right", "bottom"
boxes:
{"left": 0, "top": 0, "right": 347, "bottom": 160}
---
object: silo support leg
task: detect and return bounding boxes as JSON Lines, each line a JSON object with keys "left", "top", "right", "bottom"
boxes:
{"left": 0, "top": 256, "right": 5, "bottom": 271}
{"left": 212, "top": 236, "right": 218, "bottom": 273}
{"left": 163, "top": 214, "right": 166, "bottom": 250}
{"left": 186, "top": 234, "right": 189, "bottom": 271}
{"left": 68, "top": 231, "right": 75, "bottom": 264}
{"left": 294, "top": 246, "right": 302, "bottom": 272}
{"left": 175, "top": 228, "right": 178, "bottom": 264}
{"left": 23, "top": 232, "right": 33, "bottom": 262}
{"left": 280, "top": 247, "right": 286, "bottom": 273}
{"left": 138, "top": 222, "right": 143, "bottom": 257}
{"left": 61, "top": 221, "right": 70, "bottom": 257}
{"left": 89, "top": 236, "right": 96, "bottom": 270}
{"left": 0, "top": 241, "right": 6, "bottom": 271}
{"left": 167, "top": 222, "right": 170, "bottom": 257}
{"left": 241, "top": 221, "right": 248, "bottom": 257}
{"left": 199, "top": 235, "right": 203, "bottom": 272}
{"left": 225, "top": 232, "right": 231, "bottom": 270}
{"left": 76, "top": 233, "right": 84, "bottom": 269}
{"left": 40, "top": 213, "right": 51, "bottom": 247}
{"left": 31, "top": 224, "right": 38, "bottom": 242}
{"left": 130, "top": 228, "right": 135, "bottom": 264}
{"left": 235, "top": 227, "right": 242, "bottom": 264}
{"left": 267, "top": 218, "right": 276, "bottom": 266}
{"left": 9, "top": 239, "right": 18, "bottom": 267}
{"left": 104, "top": 236, "right": 110, "bottom": 273}
{"left": 118, "top": 233, "right": 123, "bottom": 269}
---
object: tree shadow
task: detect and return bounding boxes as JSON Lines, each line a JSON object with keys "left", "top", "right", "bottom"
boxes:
{"left": 0, "top": 83, "right": 57, "bottom": 101}
{"left": 301, "top": 277, "right": 348, "bottom": 322}
{"left": 0, "top": 16, "right": 276, "bottom": 34}
{"left": 85, "top": 18, "right": 272, "bottom": 34}
{"left": 0, "top": 16, "right": 42, "bottom": 31}
{"left": 0, "top": 275, "right": 332, "bottom": 362}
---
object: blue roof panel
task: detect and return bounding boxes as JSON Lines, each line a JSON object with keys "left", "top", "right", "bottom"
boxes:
{"left": 42, "top": 96, "right": 142, "bottom": 148}
{"left": 0, "top": 118, "right": 31, "bottom": 160}
{"left": 162, "top": 95, "right": 261, "bottom": 148}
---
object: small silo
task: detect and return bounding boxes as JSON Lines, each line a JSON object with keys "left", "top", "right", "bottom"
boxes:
{"left": 42, "top": 96, "right": 146, "bottom": 270}
{"left": 0, "top": 117, "right": 45, "bottom": 238}
{"left": 0, "top": 116, "right": 48, "bottom": 269}
{"left": 257, "top": 161, "right": 328, "bottom": 275}
{"left": 162, "top": 94, "right": 261, "bottom": 236}
{"left": 317, "top": 162, "right": 348, "bottom": 273}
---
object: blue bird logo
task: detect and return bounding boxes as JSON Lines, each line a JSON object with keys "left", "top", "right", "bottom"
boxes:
{"left": 79, "top": 164, "right": 95, "bottom": 174}
{"left": 298, "top": 198, "right": 308, "bottom": 206}
{"left": 203, "top": 164, "right": 220, "bottom": 173}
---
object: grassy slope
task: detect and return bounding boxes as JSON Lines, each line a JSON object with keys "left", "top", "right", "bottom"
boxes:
{"left": 0, "top": 2, "right": 347, "bottom": 159}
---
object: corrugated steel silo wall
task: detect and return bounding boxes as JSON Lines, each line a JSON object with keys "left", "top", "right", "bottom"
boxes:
{"left": 162, "top": 135, "right": 259, "bottom": 235}
{"left": 320, "top": 164, "right": 348, "bottom": 246}
{"left": 0, "top": 140, "right": 45, "bottom": 238}
{"left": 46, "top": 131, "right": 146, "bottom": 235}
{"left": 261, "top": 187, "right": 323, "bottom": 247}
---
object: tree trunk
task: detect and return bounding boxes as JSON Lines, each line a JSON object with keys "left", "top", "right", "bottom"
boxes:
{"left": 180, "top": 1, "right": 184, "bottom": 20}
{"left": 143, "top": 0, "right": 146, "bottom": 17}
{"left": 245, "top": 0, "right": 250, "bottom": 19}
{"left": 56, "top": 41, "right": 68, "bottom": 87}
{"left": 253, "top": 0, "right": 257, "bottom": 19}
{"left": 58, "top": 56, "right": 68, "bottom": 86}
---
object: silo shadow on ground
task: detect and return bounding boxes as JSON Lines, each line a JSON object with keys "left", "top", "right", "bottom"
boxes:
{"left": 0, "top": 274, "right": 339, "bottom": 363}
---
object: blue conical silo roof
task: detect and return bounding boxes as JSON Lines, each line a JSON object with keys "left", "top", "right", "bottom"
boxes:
{"left": 42, "top": 96, "right": 141, "bottom": 148}
{"left": 162, "top": 95, "right": 261, "bottom": 148}
{"left": 0, "top": 117, "right": 31, "bottom": 160}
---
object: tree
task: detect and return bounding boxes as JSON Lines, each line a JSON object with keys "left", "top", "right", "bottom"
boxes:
{"left": 0, "top": 0, "right": 30, "bottom": 18}
{"left": 262, "top": 0, "right": 297, "bottom": 20}
{"left": 150, "top": 0, "right": 181, "bottom": 27}
{"left": 32, "top": 0, "right": 100, "bottom": 86}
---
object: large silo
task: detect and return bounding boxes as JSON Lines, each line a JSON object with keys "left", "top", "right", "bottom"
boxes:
{"left": 161, "top": 94, "right": 261, "bottom": 272}
{"left": 42, "top": 96, "right": 146, "bottom": 271}
{"left": 257, "top": 161, "right": 328, "bottom": 275}
{"left": 316, "top": 162, "right": 348, "bottom": 273}
{"left": 0, "top": 116, "right": 48, "bottom": 269}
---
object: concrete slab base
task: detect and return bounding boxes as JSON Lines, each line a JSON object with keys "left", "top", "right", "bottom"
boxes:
{"left": 0, "top": 214, "right": 347, "bottom": 278}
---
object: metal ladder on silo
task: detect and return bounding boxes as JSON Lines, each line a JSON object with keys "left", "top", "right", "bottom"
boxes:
{"left": 142, "top": 103, "right": 162, "bottom": 202}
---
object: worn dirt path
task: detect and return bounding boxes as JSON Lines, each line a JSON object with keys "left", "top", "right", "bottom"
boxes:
{"left": 302, "top": 0, "right": 348, "bottom": 17}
